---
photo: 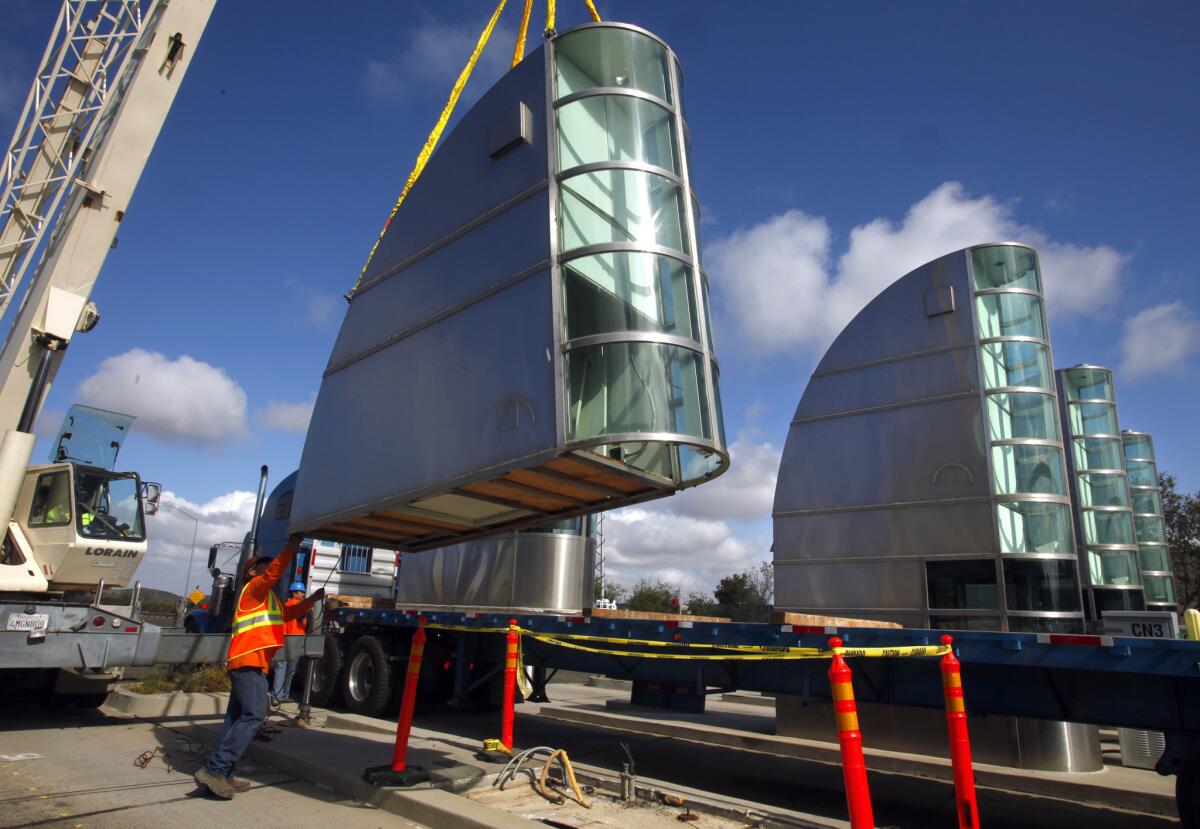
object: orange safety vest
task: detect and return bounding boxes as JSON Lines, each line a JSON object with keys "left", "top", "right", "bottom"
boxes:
{"left": 227, "top": 584, "right": 284, "bottom": 664}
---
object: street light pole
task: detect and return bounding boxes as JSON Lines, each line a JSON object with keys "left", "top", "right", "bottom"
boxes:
{"left": 160, "top": 501, "right": 201, "bottom": 598}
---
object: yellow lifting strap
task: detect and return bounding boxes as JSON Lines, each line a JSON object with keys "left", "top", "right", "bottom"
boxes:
{"left": 513, "top": 0, "right": 534, "bottom": 67}
{"left": 351, "top": 0, "right": 509, "bottom": 294}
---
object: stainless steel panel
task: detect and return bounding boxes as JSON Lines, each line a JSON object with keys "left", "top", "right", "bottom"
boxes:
{"left": 808, "top": 251, "right": 974, "bottom": 377}
{"left": 776, "top": 396, "right": 987, "bottom": 512}
{"left": 773, "top": 559, "right": 925, "bottom": 613}
{"left": 291, "top": 272, "right": 558, "bottom": 534}
{"left": 774, "top": 501, "right": 995, "bottom": 560}
{"left": 393, "top": 532, "right": 594, "bottom": 613}
{"left": 359, "top": 51, "right": 550, "bottom": 282}
{"left": 777, "top": 696, "right": 1102, "bottom": 771}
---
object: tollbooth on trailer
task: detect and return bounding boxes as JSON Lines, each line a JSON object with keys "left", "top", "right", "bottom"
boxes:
{"left": 290, "top": 23, "right": 727, "bottom": 551}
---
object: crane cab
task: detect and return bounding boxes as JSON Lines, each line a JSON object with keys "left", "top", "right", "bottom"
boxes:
{"left": 3, "top": 463, "right": 149, "bottom": 591}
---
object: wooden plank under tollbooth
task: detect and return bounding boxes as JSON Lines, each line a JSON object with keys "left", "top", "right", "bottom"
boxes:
{"left": 290, "top": 22, "right": 728, "bottom": 550}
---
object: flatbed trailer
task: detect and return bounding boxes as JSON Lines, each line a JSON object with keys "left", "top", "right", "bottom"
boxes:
{"left": 323, "top": 605, "right": 1200, "bottom": 825}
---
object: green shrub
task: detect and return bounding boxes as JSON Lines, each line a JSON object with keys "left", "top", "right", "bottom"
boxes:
{"left": 131, "top": 665, "right": 229, "bottom": 694}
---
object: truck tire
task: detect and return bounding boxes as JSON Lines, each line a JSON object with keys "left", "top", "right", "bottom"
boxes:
{"left": 343, "top": 635, "right": 394, "bottom": 718}
{"left": 307, "top": 632, "right": 345, "bottom": 707}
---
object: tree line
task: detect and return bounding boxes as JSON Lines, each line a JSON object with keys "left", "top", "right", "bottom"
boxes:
{"left": 1162, "top": 472, "right": 1200, "bottom": 611}
{"left": 595, "top": 562, "right": 774, "bottom": 622}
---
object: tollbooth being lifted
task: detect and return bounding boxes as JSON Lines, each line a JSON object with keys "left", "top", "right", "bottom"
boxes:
{"left": 291, "top": 23, "right": 727, "bottom": 551}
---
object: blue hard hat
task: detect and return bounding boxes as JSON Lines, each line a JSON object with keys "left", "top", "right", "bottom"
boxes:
{"left": 288, "top": 581, "right": 306, "bottom": 592}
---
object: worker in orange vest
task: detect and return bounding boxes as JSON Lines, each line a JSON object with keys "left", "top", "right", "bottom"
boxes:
{"left": 195, "top": 535, "right": 324, "bottom": 800}
{"left": 270, "top": 581, "right": 310, "bottom": 703}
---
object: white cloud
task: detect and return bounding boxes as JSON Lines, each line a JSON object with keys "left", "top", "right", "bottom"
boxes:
{"left": 134, "top": 490, "right": 258, "bottom": 594}
{"left": 76, "top": 349, "right": 248, "bottom": 445}
{"left": 254, "top": 397, "right": 315, "bottom": 433}
{"left": 363, "top": 15, "right": 515, "bottom": 107}
{"left": 1119, "top": 302, "right": 1200, "bottom": 380}
{"left": 599, "top": 433, "right": 779, "bottom": 594}
{"left": 708, "top": 182, "right": 1129, "bottom": 356}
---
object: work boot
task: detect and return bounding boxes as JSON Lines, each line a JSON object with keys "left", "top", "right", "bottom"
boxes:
{"left": 194, "top": 768, "right": 235, "bottom": 799}
{"left": 226, "top": 776, "right": 253, "bottom": 792}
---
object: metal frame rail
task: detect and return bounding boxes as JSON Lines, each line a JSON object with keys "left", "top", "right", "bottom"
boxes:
{"left": 332, "top": 607, "right": 1200, "bottom": 779}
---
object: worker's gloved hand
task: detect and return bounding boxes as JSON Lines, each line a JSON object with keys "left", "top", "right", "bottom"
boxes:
{"left": 310, "top": 587, "right": 326, "bottom": 602}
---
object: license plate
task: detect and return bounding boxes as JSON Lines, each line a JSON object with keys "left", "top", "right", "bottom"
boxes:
{"left": 6, "top": 613, "right": 49, "bottom": 633}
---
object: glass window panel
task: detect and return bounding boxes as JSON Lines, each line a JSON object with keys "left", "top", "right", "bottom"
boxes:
{"left": 971, "top": 246, "right": 1040, "bottom": 292}
{"left": 700, "top": 275, "right": 714, "bottom": 351}
{"left": 1132, "top": 489, "right": 1163, "bottom": 515}
{"left": 338, "top": 544, "right": 373, "bottom": 574}
{"left": 1135, "top": 514, "right": 1166, "bottom": 544}
{"left": 1062, "top": 367, "right": 1115, "bottom": 401}
{"left": 566, "top": 342, "right": 710, "bottom": 442}
{"left": 975, "top": 293, "right": 1046, "bottom": 340}
{"left": 1067, "top": 401, "right": 1119, "bottom": 436}
{"left": 1094, "top": 587, "right": 1146, "bottom": 612}
{"left": 557, "top": 95, "right": 678, "bottom": 173}
{"left": 28, "top": 470, "right": 71, "bottom": 527}
{"left": 985, "top": 392, "right": 1059, "bottom": 441}
{"left": 1143, "top": 574, "right": 1175, "bottom": 604}
{"left": 991, "top": 445, "right": 1065, "bottom": 495}
{"left": 76, "top": 471, "right": 145, "bottom": 541}
{"left": 559, "top": 169, "right": 688, "bottom": 254}
{"left": 1087, "top": 548, "right": 1140, "bottom": 586}
{"left": 1007, "top": 616, "right": 1085, "bottom": 633}
{"left": 1003, "top": 558, "right": 1081, "bottom": 612}
{"left": 1126, "top": 459, "right": 1158, "bottom": 488}
{"left": 996, "top": 501, "right": 1075, "bottom": 554}
{"left": 926, "top": 560, "right": 1000, "bottom": 609}
{"left": 1122, "top": 433, "right": 1155, "bottom": 460}
{"left": 1076, "top": 472, "right": 1131, "bottom": 507}
{"left": 711, "top": 363, "right": 726, "bottom": 447}
{"left": 1071, "top": 437, "right": 1124, "bottom": 471}
{"left": 563, "top": 252, "right": 698, "bottom": 341}
{"left": 930, "top": 615, "right": 1002, "bottom": 632}
{"left": 980, "top": 341, "right": 1051, "bottom": 389}
{"left": 678, "top": 445, "right": 721, "bottom": 481}
{"left": 554, "top": 27, "right": 671, "bottom": 102}
{"left": 1138, "top": 544, "right": 1171, "bottom": 572}
{"left": 1081, "top": 510, "right": 1135, "bottom": 546}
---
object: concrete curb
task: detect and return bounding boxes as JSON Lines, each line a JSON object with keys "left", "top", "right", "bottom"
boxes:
{"left": 106, "top": 687, "right": 228, "bottom": 718}
{"left": 537, "top": 705, "right": 1178, "bottom": 819}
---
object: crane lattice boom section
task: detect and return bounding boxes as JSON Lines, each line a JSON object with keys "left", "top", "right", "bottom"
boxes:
{"left": 0, "top": 0, "right": 150, "bottom": 325}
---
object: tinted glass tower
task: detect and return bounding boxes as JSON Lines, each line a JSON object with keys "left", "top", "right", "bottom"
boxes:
{"left": 1122, "top": 430, "right": 1176, "bottom": 610}
{"left": 292, "top": 24, "right": 726, "bottom": 550}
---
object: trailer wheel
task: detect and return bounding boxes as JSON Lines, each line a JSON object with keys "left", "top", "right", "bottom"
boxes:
{"left": 343, "top": 635, "right": 394, "bottom": 718}
{"left": 307, "top": 632, "right": 345, "bottom": 707}
{"left": 1179, "top": 752, "right": 1199, "bottom": 829}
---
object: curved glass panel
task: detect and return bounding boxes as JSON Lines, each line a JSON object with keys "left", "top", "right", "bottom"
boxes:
{"left": 711, "top": 363, "right": 726, "bottom": 447}
{"left": 996, "top": 501, "right": 1075, "bottom": 554}
{"left": 975, "top": 293, "right": 1046, "bottom": 340}
{"left": 926, "top": 559, "right": 1000, "bottom": 609}
{"left": 971, "top": 245, "right": 1040, "bottom": 292}
{"left": 1008, "top": 616, "right": 1085, "bottom": 633}
{"left": 1076, "top": 472, "right": 1131, "bottom": 507}
{"left": 985, "top": 392, "right": 1059, "bottom": 441}
{"left": 980, "top": 341, "right": 1052, "bottom": 389}
{"left": 1135, "top": 514, "right": 1166, "bottom": 544}
{"left": 1126, "top": 459, "right": 1158, "bottom": 488}
{"left": 1067, "top": 401, "right": 1119, "bottom": 436}
{"left": 1122, "top": 432, "right": 1155, "bottom": 460}
{"left": 554, "top": 27, "right": 671, "bottom": 103}
{"left": 1081, "top": 510, "right": 1135, "bottom": 546}
{"left": 563, "top": 252, "right": 698, "bottom": 341}
{"left": 991, "top": 445, "right": 1065, "bottom": 495}
{"left": 1087, "top": 548, "right": 1141, "bottom": 586}
{"left": 557, "top": 95, "right": 678, "bottom": 173}
{"left": 566, "top": 341, "right": 709, "bottom": 441}
{"left": 1139, "top": 544, "right": 1170, "bottom": 572}
{"left": 1071, "top": 436, "right": 1124, "bottom": 471}
{"left": 1132, "top": 489, "right": 1163, "bottom": 515}
{"left": 1143, "top": 574, "right": 1175, "bottom": 604}
{"left": 700, "top": 275, "right": 714, "bottom": 350}
{"left": 559, "top": 169, "right": 688, "bottom": 254}
{"left": 1003, "top": 558, "right": 1081, "bottom": 612}
{"left": 1062, "top": 367, "right": 1114, "bottom": 401}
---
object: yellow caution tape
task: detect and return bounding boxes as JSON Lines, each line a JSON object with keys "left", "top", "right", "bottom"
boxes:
{"left": 481, "top": 738, "right": 513, "bottom": 755}
{"left": 352, "top": 0, "right": 509, "bottom": 294}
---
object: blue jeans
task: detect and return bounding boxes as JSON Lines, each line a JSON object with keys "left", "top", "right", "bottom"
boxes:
{"left": 271, "top": 658, "right": 298, "bottom": 701}
{"left": 205, "top": 667, "right": 268, "bottom": 777}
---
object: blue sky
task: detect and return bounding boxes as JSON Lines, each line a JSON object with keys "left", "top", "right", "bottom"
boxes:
{"left": 2, "top": 1, "right": 1197, "bottom": 594}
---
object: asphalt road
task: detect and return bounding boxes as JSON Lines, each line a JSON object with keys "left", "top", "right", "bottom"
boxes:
{"left": 0, "top": 703, "right": 422, "bottom": 829}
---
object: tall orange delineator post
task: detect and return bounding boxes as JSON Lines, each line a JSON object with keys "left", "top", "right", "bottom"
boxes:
{"left": 364, "top": 618, "right": 428, "bottom": 786}
{"left": 501, "top": 618, "right": 519, "bottom": 751}
{"left": 828, "top": 637, "right": 875, "bottom": 829}
{"left": 940, "top": 634, "right": 981, "bottom": 829}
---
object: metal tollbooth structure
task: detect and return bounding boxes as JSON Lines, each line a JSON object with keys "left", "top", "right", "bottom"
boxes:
{"left": 291, "top": 23, "right": 727, "bottom": 550}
